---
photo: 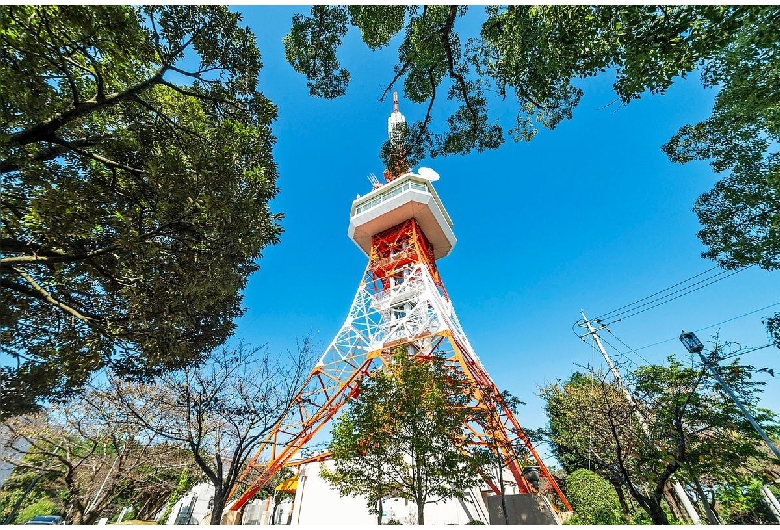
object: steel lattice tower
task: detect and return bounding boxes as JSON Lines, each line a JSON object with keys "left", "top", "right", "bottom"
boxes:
{"left": 228, "top": 94, "right": 571, "bottom": 516}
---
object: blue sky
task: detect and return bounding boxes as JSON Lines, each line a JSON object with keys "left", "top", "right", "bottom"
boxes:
{"left": 232, "top": 6, "right": 780, "bottom": 458}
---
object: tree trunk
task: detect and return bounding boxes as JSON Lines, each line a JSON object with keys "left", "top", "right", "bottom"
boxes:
{"left": 376, "top": 464, "right": 384, "bottom": 524}
{"left": 609, "top": 479, "right": 632, "bottom": 522}
{"left": 210, "top": 489, "right": 226, "bottom": 525}
{"left": 663, "top": 487, "right": 686, "bottom": 522}
{"left": 416, "top": 493, "right": 425, "bottom": 525}
{"left": 499, "top": 460, "right": 509, "bottom": 525}
{"left": 647, "top": 497, "right": 670, "bottom": 525}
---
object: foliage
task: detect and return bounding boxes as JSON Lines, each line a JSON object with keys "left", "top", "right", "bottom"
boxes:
{"left": 108, "top": 341, "right": 314, "bottom": 525}
{"left": 16, "top": 498, "right": 58, "bottom": 525}
{"left": 154, "top": 468, "right": 194, "bottom": 526}
{"left": 286, "top": 6, "right": 780, "bottom": 345}
{"left": 660, "top": 8, "right": 780, "bottom": 345}
{"left": 322, "top": 351, "right": 487, "bottom": 525}
{"left": 563, "top": 469, "right": 623, "bottom": 525}
{"left": 285, "top": 6, "right": 755, "bottom": 162}
{"left": 0, "top": 5, "right": 282, "bottom": 417}
{"left": 0, "top": 391, "right": 197, "bottom": 524}
{"left": 540, "top": 354, "right": 778, "bottom": 524}
{"left": 715, "top": 477, "right": 776, "bottom": 524}
{"left": 0, "top": 463, "right": 58, "bottom": 524}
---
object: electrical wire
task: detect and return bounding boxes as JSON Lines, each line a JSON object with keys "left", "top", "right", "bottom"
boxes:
{"left": 587, "top": 204, "right": 780, "bottom": 327}
{"left": 621, "top": 301, "right": 780, "bottom": 354}
{"left": 593, "top": 265, "right": 721, "bottom": 321}
{"left": 714, "top": 342, "right": 775, "bottom": 362}
{"left": 594, "top": 267, "right": 750, "bottom": 326}
{"left": 603, "top": 326, "right": 654, "bottom": 367}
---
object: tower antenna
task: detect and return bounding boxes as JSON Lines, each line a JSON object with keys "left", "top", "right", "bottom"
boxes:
{"left": 385, "top": 91, "right": 409, "bottom": 182}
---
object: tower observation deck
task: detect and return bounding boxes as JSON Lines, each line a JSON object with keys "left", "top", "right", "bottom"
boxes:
{"left": 349, "top": 171, "right": 455, "bottom": 259}
{"left": 228, "top": 95, "right": 571, "bottom": 522}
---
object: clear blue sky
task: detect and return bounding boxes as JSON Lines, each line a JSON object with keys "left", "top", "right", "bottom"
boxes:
{"left": 232, "top": 6, "right": 780, "bottom": 459}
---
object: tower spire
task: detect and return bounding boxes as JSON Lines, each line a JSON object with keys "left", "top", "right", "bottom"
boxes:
{"left": 385, "top": 91, "right": 409, "bottom": 182}
{"left": 387, "top": 91, "right": 406, "bottom": 143}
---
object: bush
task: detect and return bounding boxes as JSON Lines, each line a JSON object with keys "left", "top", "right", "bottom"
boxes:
{"left": 17, "top": 499, "right": 58, "bottom": 525}
{"left": 565, "top": 469, "right": 623, "bottom": 525}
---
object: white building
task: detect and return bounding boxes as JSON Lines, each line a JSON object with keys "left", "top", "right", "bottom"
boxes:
{"left": 280, "top": 460, "right": 491, "bottom": 525}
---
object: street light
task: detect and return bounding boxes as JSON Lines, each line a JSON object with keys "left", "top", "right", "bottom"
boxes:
{"left": 679, "top": 331, "right": 704, "bottom": 354}
{"left": 680, "top": 330, "right": 780, "bottom": 461}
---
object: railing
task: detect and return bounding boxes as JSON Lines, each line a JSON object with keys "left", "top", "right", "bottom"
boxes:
{"left": 354, "top": 179, "right": 429, "bottom": 215}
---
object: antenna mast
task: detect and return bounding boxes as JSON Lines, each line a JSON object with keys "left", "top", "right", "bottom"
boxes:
{"left": 384, "top": 91, "right": 409, "bottom": 182}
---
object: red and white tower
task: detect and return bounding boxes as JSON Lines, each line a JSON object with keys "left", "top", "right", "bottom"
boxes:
{"left": 229, "top": 95, "right": 571, "bottom": 519}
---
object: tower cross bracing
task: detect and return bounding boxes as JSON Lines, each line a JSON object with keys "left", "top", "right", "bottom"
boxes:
{"left": 228, "top": 99, "right": 571, "bottom": 516}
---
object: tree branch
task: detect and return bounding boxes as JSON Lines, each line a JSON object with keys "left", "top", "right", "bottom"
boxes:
{"left": 0, "top": 240, "right": 121, "bottom": 267}
{"left": 49, "top": 136, "right": 146, "bottom": 176}
{"left": 440, "top": 5, "right": 479, "bottom": 128}
{"left": 1, "top": 144, "right": 71, "bottom": 174}
{"left": 379, "top": 61, "right": 411, "bottom": 102}
{"left": 2, "top": 268, "right": 101, "bottom": 323}
{"left": 8, "top": 67, "right": 168, "bottom": 147}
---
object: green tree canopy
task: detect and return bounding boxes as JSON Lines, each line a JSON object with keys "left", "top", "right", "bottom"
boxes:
{"left": 286, "top": 6, "right": 780, "bottom": 345}
{"left": 286, "top": 6, "right": 764, "bottom": 163}
{"left": 0, "top": 5, "right": 282, "bottom": 417}
{"left": 322, "top": 352, "right": 488, "bottom": 525}
{"left": 541, "top": 355, "right": 778, "bottom": 524}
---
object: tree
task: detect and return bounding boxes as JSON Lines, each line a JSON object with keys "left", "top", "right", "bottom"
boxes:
{"left": 540, "top": 355, "right": 778, "bottom": 524}
{"left": 660, "top": 8, "right": 780, "bottom": 346}
{"left": 715, "top": 477, "right": 777, "bottom": 524}
{"left": 285, "top": 6, "right": 760, "bottom": 163}
{"left": 286, "top": 6, "right": 780, "bottom": 344}
{"left": 0, "top": 390, "right": 196, "bottom": 524}
{"left": 692, "top": 412, "right": 780, "bottom": 524}
{"left": 541, "top": 371, "right": 640, "bottom": 521}
{"left": 109, "top": 341, "right": 314, "bottom": 525}
{"left": 322, "top": 352, "right": 487, "bottom": 525}
{"left": 0, "top": 5, "right": 282, "bottom": 417}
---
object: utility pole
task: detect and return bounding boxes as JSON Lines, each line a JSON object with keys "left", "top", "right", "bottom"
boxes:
{"left": 85, "top": 445, "right": 123, "bottom": 515}
{"left": 762, "top": 485, "right": 780, "bottom": 523}
{"left": 680, "top": 331, "right": 780, "bottom": 461}
{"left": 580, "top": 312, "right": 703, "bottom": 525}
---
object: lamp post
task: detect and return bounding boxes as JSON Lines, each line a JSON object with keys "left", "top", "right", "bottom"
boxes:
{"left": 679, "top": 331, "right": 780, "bottom": 461}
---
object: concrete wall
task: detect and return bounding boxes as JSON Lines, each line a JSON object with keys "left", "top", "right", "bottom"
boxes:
{"left": 486, "top": 494, "right": 557, "bottom": 525}
{"left": 165, "top": 482, "right": 215, "bottom": 525}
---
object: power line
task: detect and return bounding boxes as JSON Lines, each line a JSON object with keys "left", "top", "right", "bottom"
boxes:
{"left": 716, "top": 342, "right": 775, "bottom": 362}
{"left": 595, "top": 267, "right": 750, "bottom": 326}
{"left": 594, "top": 265, "right": 721, "bottom": 321}
{"left": 603, "top": 327, "right": 653, "bottom": 367}
{"left": 590, "top": 204, "right": 779, "bottom": 326}
{"left": 626, "top": 301, "right": 780, "bottom": 354}
{"left": 575, "top": 303, "right": 779, "bottom": 378}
